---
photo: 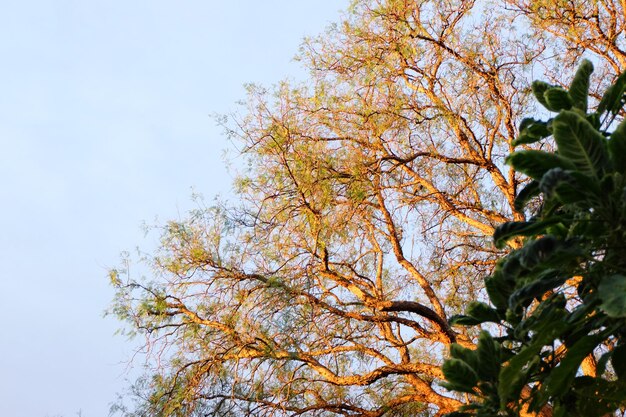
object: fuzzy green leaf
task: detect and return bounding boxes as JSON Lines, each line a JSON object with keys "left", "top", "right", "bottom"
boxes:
{"left": 476, "top": 331, "right": 501, "bottom": 382}
{"left": 493, "top": 220, "right": 558, "bottom": 249}
{"left": 586, "top": 112, "right": 601, "bottom": 129}
{"left": 442, "top": 358, "right": 479, "bottom": 394}
{"left": 499, "top": 346, "right": 541, "bottom": 406}
{"left": 466, "top": 301, "right": 501, "bottom": 323}
{"left": 574, "top": 378, "right": 626, "bottom": 417}
{"left": 532, "top": 80, "right": 552, "bottom": 111}
{"left": 513, "top": 119, "right": 551, "bottom": 147}
{"left": 499, "top": 308, "right": 567, "bottom": 406}
{"left": 569, "top": 59, "right": 593, "bottom": 111}
{"left": 598, "top": 70, "right": 626, "bottom": 115}
{"left": 448, "top": 314, "right": 482, "bottom": 326}
{"left": 514, "top": 180, "right": 540, "bottom": 212}
{"left": 544, "top": 87, "right": 573, "bottom": 111}
{"left": 553, "top": 110, "right": 609, "bottom": 178}
{"left": 506, "top": 150, "right": 576, "bottom": 180}
{"left": 485, "top": 273, "right": 512, "bottom": 310}
{"left": 518, "top": 235, "right": 561, "bottom": 269}
{"left": 596, "top": 351, "right": 612, "bottom": 377}
{"left": 450, "top": 343, "right": 479, "bottom": 371}
{"left": 539, "top": 167, "right": 573, "bottom": 198}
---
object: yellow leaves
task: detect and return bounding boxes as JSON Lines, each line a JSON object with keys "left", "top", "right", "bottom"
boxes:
{"left": 109, "top": 269, "right": 121, "bottom": 286}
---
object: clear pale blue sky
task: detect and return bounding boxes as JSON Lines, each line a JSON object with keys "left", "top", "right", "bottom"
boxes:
{"left": 0, "top": 2, "right": 345, "bottom": 416}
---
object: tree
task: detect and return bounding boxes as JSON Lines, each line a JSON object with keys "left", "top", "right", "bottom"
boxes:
{"left": 109, "top": 1, "right": 626, "bottom": 416}
{"left": 442, "top": 60, "right": 626, "bottom": 417}
{"left": 505, "top": 0, "right": 626, "bottom": 73}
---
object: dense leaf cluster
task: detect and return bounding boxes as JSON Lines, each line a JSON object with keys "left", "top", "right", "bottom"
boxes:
{"left": 443, "top": 60, "right": 626, "bottom": 416}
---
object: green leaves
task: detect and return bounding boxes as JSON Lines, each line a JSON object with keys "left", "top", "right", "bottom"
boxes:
{"left": 506, "top": 150, "right": 575, "bottom": 180}
{"left": 512, "top": 118, "right": 551, "bottom": 146}
{"left": 449, "top": 301, "right": 501, "bottom": 326}
{"left": 611, "top": 344, "right": 626, "bottom": 379}
{"left": 609, "top": 118, "right": 626, "bottom": 174}
{"left": 569, "top": 59, "right": 593, "bottom": 112}
{"left": 443, "top": 332, "right": 504, "bottom": 399}
{"left": 444, "top": 60, "right": 626, "bottom": 417}
{"left": 485, "top": 273, "right": 513, "bottom": 310}
{"left": 532, "top": 80, "right": 576, "bottom": 112}
{"left": 552, "top": 110, "right": 609, "bottom": 178}
{"left": 514, "top": 180, "right": 539, "bottom": 211}
{"left": 531, "top": 60, "right": 593, "bottom": 114}
{"left": 544, "top": 87, "right": 573, "bottom": 111}
{"left": 599, "top": 275, "right": 626, "bottom": 317}
{"left": 493, "top": 220, "right": 558, "bottom": 249}
{"left": 543, "top": 333, "right": 605, "bottom": 398}
{"left": 538, "top": 168, "right": 572, "bottom": 198}
{"left": 598, "top": 70, "right": 626, "bottom": 115}
{"left": 475, "top": 332, "right": 503, "bottom": 383}
{"left": 508, "top": 270, "right": 566, "bottom": 310}
{"left": 442, "top": 358, "right": 479, "bottom": 393}
{"left": 531, "top": 80, "right": 551, "bottom": 109}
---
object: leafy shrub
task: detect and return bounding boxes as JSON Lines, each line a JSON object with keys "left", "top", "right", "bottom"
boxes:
{"left": 443, "top": 60, "right": 626, "bottom": 417}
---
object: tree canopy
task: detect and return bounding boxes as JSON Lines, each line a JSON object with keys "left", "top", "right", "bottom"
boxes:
{"left": 110, "top": 1, "right": 626, "bottom": 416}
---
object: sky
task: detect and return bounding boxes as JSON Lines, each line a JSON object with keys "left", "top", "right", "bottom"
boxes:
{"left": 0, "top": 2, "right": 346, "bottom": 416}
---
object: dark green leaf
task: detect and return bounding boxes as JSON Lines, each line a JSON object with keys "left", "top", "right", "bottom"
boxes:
{"left": 485, "top": 273, "right": 512, "bottom": 310}
{"left": 477, "top": 331, "right": 501, "bottom": 382}
{"left": 522, "top": 294, "right": 568, "bottom": 335}
{"left": 569, "top": 59, "right": 593, "bottom": 111}
{"left": 493, "top": 220, "right": 558, "bottom": 249}
{"left": 466, "top": 301, "right": 501, "bottom": 323}
{"left": 598, "top": 70, "right": 626, "bottom": 115}
{"left": 544, "top": 87, "right": 573, "bottom": 111}
{"left": 552, "top": 170, "right": 601, "bottom": 204}
{"left": 513, "top": 133, "right": 543, "bottom": 148}
{"left": 552, "top": 404, "right": 567, "bottom": 417}
{"left": 499, "top": 348, "right": 541, "bottom": 407}
{"left": 514, "top": 180, "right": 540, "bottom": 212}
{"left": 518, "top": 235, "right": 560, "bottom": 269}
{"left": 508, "top": 270, "right": 566, "bottom": 310}
{"left": 609, "top": 118, "right": 626, "bottom": 174}
{"left": 586, "top": 112, "right": 601, "bottom": 129}
{"left": 449, "top": 314, "right": 482, "bottom": 326}
{"left": 513, "top": 119, "right": 552, "bottom": 147}
{"left": 601, "top": 173, "right": 616, "bottom": 195}
{"left": 518, "top": 235, "right": 581, "bottom": 270}
{"left": 532, "top": 80, "right": 552, "bottom": 111}
{"left": 543, "top": 333, "right": 605, "bottom": 398}
{"left": 539, "top": 168, "right": 573, "bottom": 198}
{"left": 553, "top": 110, "right": 609, "bottom": 178}
{"left": 450, "top": 343, "right": 479, "bottom": 371}
{"left": 519, "top": 117, "right": 536, "bottom": 132}
{"left": 501, "top": 254, "right": 524, "bottom": 281}
{"left": 596, "top": 351, "right": 612, "bottom": 377}
{"left": 574, "top": 377, "right": 626, "bottom": 417}
{"left": 598, "top": 274, "right": 626, "bottom": 317}
{"left": 611, "top": 344, "right": 626, "bottom": 379}
{"left": 442, "top": 358, "right": 479, "bottom": 393}
{"left": 500, "top": 305, "right": 568, "bottom": 407}
{"left": 506, "top": 150, "right": 576, "bottom": 180}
